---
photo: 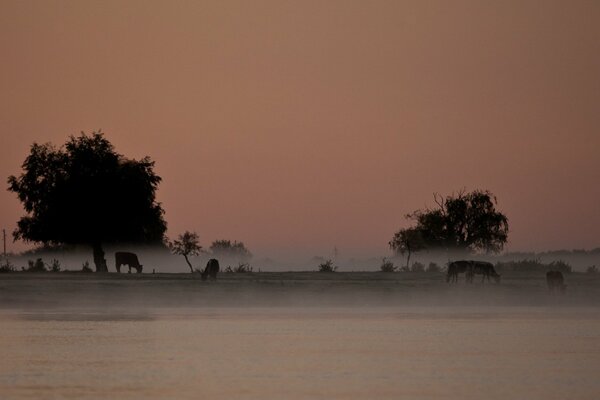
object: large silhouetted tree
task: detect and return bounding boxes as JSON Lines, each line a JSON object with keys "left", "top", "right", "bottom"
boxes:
{"left": 390, "top": 190, "right": 509, "bottom": 256}
{"left": 8, "top": 132, "right": 167, "bottom": 272}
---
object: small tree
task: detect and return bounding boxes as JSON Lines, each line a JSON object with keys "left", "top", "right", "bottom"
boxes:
{"left": 209, "top": 240, "right": 252, "bottom": 262}
{"left": 318, "top": 259, "right": 337, "bottom": 272}
{"left": 380, "top": 257, "right": 396, "bottom": 272}
{"left": 170, "top": 231, "right": 202, "bottom": 273}
{"left": 389, "top": 227, "right": 425, "bottom": 270}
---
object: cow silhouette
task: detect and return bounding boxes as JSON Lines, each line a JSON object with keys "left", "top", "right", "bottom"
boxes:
{"left": 469, "top": 261, "right": 501, "bottom": 283}
{"left": 546, "top": 271, "right": 566, "bottom": 294}
{"left": 115, "top": 252, "right": 143, "bottom": 273}
{"left": 201, "top": 258, "right": 220, "bottom": 281}
{"left": 446, "top": 260, "right": 472, "bottom": 283}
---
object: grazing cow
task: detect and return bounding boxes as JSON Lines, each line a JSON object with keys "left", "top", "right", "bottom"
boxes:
{"left": 470, "top": 261, "right": 501, "bottom": 283}
{"left": 201, "top": 258, "right": 220, "bottom": 281}
{"left": 115, "top": 252, "right": 143, "bottom": 273}
{"left": 546, "top": 271, "right": 566, "bottom": 294}
{"left": 446, "top": 260, "right": 473, "bottom": 283}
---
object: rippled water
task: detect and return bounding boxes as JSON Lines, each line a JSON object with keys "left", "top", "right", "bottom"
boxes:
{"left": 1, "top": 308, "right": 599, "bottom": 399}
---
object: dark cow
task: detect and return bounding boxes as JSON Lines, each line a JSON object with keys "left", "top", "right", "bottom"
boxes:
{"left": 115, "top": 252, "right": 143, "bottom": 273}
{"left": 201, "top": 258, "right": 220, "bottom": 281}
{"left": 546, "top": 271, "right": 566, "bottom": 294}
{"left": 446, "top": 260, "right": 473, "bottom": 283}
{"left": 470, "top": 261, "right": 501, "bottom": 283}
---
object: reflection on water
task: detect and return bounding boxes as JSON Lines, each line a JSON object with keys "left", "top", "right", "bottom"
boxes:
{"left": 1, "top": 308, "right": 599, "bottom": 399}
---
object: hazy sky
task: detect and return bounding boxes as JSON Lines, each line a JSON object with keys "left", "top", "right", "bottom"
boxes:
{"left": 1, "top": 0, "right": 599, "bottom": 259}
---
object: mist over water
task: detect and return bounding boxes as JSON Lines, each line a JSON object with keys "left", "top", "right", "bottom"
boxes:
{"left": 1, "top": 306, "right": 599, "bottom": 400}
{"left": 1, "top": 271, "right": 600, "bottom": 399}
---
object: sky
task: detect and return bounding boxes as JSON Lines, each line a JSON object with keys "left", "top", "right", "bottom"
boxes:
{"left": 1, "top": 0, "right": 599, "bottom": 261}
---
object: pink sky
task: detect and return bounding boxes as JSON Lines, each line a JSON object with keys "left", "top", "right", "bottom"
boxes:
{"left": 1, "top": 0, "right": 599, "bottom": 259}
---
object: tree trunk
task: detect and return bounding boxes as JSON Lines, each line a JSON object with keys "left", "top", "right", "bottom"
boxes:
{"left": 92, "top": 242, "right": 108, "bottom": 272}
{"left": 406, "top": 249, "right": 411, "bottom": 270}
{"left": 184, "top": 255, "right": 194, "bottom": 273}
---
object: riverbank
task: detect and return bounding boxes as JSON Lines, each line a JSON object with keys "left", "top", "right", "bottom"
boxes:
{"left": 1, "top": 271, "right": 599, "bottom": 309}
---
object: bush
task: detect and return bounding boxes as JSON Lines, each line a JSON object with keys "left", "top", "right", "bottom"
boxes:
{"left": 81, "top": 261, "right": 93, "bottom": 273}
{"left": 426, "top": 262, "right": 442, "bottom": 273}
{"left": 318, "top": 259, "right": 337, "bottom": 272}
{"left": 225, "top": 263, "right": 253, "bottom": 273}
{"left": 410, "top": 262, "right": 425, "bottom": 272}
{"left": 586, "top": 265, "right": 598, "bottom": 274}
{"left": 495, "top": 259, "right": 572, "bottom": 273}
{"left": 49, "top": 258, "right": 61, "bottom": 272}
{"left": 26, "top": 258, "right": 47, "bottom": 272}
{"left": 548, "top": 260, "right": 572, "bottom": 273}
{"left": 380, "top": 258, "right": 396, "bottom": 272}
{"left": 0, "top": 259, "right": 16, "bottom": 273}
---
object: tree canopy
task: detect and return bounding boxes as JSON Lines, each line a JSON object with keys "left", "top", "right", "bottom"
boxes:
{"left": 169, "top": 231, "right": 202, "bottom": 273}
{"left": 8, "top": 132, "right": 167, "bottom": 271}
{"left": 209, "top": 240, "right": 252, "bottom": 261}
{"left": 390, "top": 190, "right": 509, "bottom": 257}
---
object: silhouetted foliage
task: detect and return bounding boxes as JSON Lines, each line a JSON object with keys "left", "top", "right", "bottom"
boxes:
{"left": 169, "top": 231, "right": 202, "bottom": 273}
{"left": 494, "top": 259, "right": 572, "bottom": 273}
{"left": 8, "top": 132, "right": 167, "bottom": 272}
{"left": 426, "top": 262, "right": 442, "bottom": 273}
{"left": 379, "top": 257, "right": 396, "bottom": 272}
{"left": 48, "top": 258, "right": 61, "bottom": 272}
{"left": 318, "top": 259, "right": 337, "bottom": 272}
{"left": 225, "top": 262, "right": 253, "bottom": 273}
{"left": 26, "top": 258, "right": 47, "bottom": 272}
{"left": 391, "top": 190, "right": 508, "bottom": 257}
{"left": 389, "top": 227, "right": 425, "bottom": 269}
{"left": 586, "top": 265, "right": 598, "bottom": 274}
{"left": 209, "top": 240, "right": 252, "bottom": 261}
{"left": 0, "top": 259, "right": 16, "bottom": 273}
{"left": 81, "top": 261, "right": 93, "bottom": 273}
{"left": 411, "top": 261, "right": 425, "bottom": 272}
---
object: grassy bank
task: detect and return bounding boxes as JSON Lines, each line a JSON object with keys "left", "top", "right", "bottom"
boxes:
{"left": 1, "top": 271, "right": 599, "bottom": 309}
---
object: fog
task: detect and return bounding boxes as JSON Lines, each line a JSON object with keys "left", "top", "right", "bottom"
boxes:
{"left": 6, "top": 244, "right": 600, "bottom": 274}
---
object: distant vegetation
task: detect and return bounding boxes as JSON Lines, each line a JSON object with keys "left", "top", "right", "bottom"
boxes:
{"left": 210, "top": 240, "right": 252, "bottom": 261}
{"left": 0, "top": 259, "right": 16, "bottom": 273}
{"left": 380, "top": 258, "right": 396, "bottom": 272}
{"left": 494, "top": 259, "right": 572, "bottom": 273}
{"left": 225, "top": 263, "right": 253, "bottom": 273}
{"left": 318, "top": 259, "right": 337, "bottom": 272}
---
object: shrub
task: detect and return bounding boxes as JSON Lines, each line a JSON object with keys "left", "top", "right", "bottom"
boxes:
{"left": 380, "top": 258, "right": 396, "bottom": 272}
{"left": 410, "top": 262, "right": 425, "bottom": 272}
{"left": 0, "top": 259, "right": 16, "bottom": 273}
{"left": 49, "top": 258, "right": 61, "bottom": 272}
{"left": 586, "top": 265, "right": 598, "bottom": 274}
{"left": 426, "top": 262, "right": 442, "bottom": 273}
{"left": 495, "top": 259, "right": 572, "bottom": 273}
{"left": 26, "top": 258, "right": 47, "bottom": 272}
{"left": 548, "top": 260, "right": 572, "bottom": 273}
{"left": 81, "top": 261, "right": 93, "bottom": 273}
{"left": 318, "top": 259, "right": 337, "bottom": 272}
{"left": 225, "top": 263, "right": 253, "bottom": 273}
